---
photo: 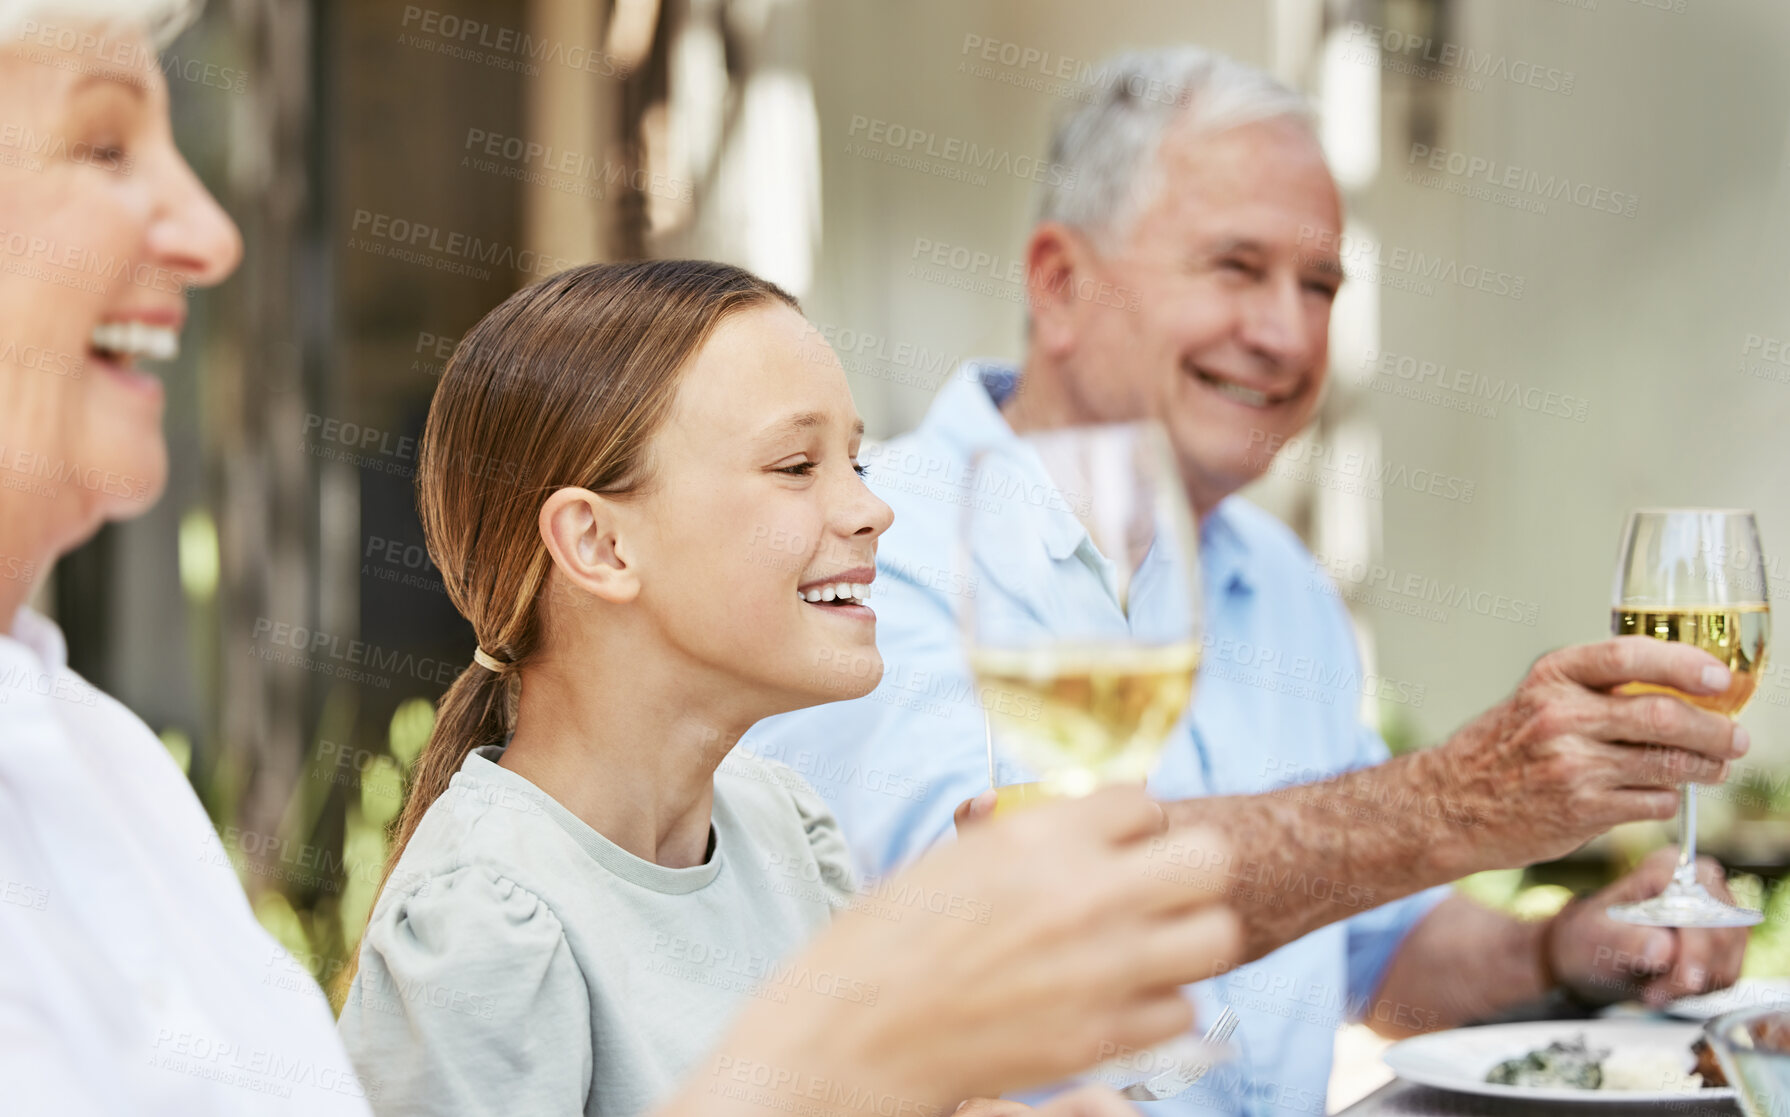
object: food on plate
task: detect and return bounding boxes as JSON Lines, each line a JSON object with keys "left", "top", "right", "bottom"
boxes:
{"left": 1692, "top": 1036, "right": 1728, "bottom": 1088}
{"left": 1486, "top": 1037, "right": 1605, "bottom": 1090}
{"left": 1485, "top": 1035, "right": 1712, "bottom": 1093}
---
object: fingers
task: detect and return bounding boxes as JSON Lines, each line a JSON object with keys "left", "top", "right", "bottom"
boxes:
{"left": 1573, "top": 908, "right": 1675, "bottom": 983}
{"left": 1550, "top": 637, "right": 1732, "bottom": 695}
{"left": 1584, "top": 692, "right": 1746, "bottom": 762}
{"left": 1107, "top": 825, "right": 1234, "bottom": 919}
{"left": 955, "top": 790, "right": 998, "bottom": 832}
{"left": 1596, "top": 740, "right": 1729, "bottom": 789}
{"left": 1653, "top": 858, "right": 1748, "bottom": 1003}
{"left": 1096, "top": 989, "right": 1198, "bottom": 1062}
{"left": 1038, "top": 784, "right": 1179, "bottom": 848}
{"left": 1128, "top": 905, "right": 1244, "bottom": 992}
{"left": 1030, "top": 1086, "right": 1140, "bottom": 1117}
{"left": 1603, "top": 789, "right": 1682, "bottom": 824}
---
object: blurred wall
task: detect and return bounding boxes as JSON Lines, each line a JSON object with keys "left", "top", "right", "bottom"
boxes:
{"left": 1347, "top": 0, "right": 1790, "bottom": 797}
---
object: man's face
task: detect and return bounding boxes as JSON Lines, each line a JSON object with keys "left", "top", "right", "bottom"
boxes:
{"left": 1034, "top": 116, "right": 1344, "bottom": 514}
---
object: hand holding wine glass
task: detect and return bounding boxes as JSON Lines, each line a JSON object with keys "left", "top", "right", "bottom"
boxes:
{"left": 1605, "top": 509, "right": 1771, "bottom": 929}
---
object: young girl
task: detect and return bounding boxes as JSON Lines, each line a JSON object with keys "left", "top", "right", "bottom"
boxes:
{"left": 336, "top": 260, "right": 1239, "bottom": 1116}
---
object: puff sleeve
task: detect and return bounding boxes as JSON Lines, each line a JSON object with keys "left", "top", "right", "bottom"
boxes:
{"left": 784, "top": 773, "right": 857, "bottom": 911}
{"left": 338, "top": 866, "right": 591, "bottom": 1116}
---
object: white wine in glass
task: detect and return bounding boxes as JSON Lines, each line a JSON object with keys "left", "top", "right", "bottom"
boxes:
{"left": 960, "top": 421, "right": 1201, "bottom": 810}
{"left": 1606, "top": 509, "right": 1771, "bottom": 928}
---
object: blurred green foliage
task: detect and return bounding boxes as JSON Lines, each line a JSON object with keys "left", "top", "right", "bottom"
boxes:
{"left": 170, "top": 693, "right": 433, "bottom": 1013}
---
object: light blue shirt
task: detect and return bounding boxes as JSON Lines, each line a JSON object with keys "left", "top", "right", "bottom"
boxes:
{"left": 743, "top": 363, "right": 1449, "bottom": 1117}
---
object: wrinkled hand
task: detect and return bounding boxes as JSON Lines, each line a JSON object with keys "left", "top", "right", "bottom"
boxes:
{"left": 1421, "top": 637, "right": 1749, "bottom": 875}
{"left": 1546, "top": 848, "right": 1748, "bottom": 1007}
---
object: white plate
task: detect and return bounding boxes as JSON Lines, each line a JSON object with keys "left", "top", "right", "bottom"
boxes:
{"left": 1666, "top": 977, "right": 1790, "bottom": 1021}
{"left": 1383, "top": 1019, "right": 1734, "bottom": 1104}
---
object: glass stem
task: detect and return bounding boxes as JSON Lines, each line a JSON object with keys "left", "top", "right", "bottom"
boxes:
{"left": 1673, "top": 783, "right": 1699, "bottom": 890}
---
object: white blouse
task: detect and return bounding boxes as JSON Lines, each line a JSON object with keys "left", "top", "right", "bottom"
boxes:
{"left": 0, "top": 608, "right": 374, "bottom": 1116}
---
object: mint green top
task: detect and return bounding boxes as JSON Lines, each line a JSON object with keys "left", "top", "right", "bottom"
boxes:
{"left": 338, "top": 745, "right": 856, "bottom": 1117}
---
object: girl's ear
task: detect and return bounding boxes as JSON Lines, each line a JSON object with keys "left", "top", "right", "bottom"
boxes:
{"left": 539, "top": 486, "right": 640, "bottom": 604}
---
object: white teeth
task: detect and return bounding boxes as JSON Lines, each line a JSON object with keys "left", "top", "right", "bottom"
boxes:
{"left": 797, "top": 580, "right": 872, "bottom": 604}
{"left": 1210, "top": 378, "right": 1270, "bottom": 407}
{"left": 90, "top": 321, "right": 180, "bottom": 362}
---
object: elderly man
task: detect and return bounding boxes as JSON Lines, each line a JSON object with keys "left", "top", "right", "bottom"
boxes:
{"left": 744, "top": 46, "right": 1749, "bottom": 1115}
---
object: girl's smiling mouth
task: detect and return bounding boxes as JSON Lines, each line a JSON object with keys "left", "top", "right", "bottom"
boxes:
{"left": 797, "top": 566, "right": 875, "bottom": 620}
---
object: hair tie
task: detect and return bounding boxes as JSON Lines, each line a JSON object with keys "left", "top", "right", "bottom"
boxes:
{"left": 472, "top": 646, "right": 512, "bottom": 674}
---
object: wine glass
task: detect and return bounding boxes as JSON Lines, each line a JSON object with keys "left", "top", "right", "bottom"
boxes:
{"left": 959, "top": 421, "right": 1201, "bottom": 810}
{"left": 1606, "top": 509, "right": 1772, "bottom": 928}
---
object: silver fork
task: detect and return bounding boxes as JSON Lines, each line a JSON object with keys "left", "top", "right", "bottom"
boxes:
{"left": 1119, "top": 1006, "right": 1240, "bottom": 1102}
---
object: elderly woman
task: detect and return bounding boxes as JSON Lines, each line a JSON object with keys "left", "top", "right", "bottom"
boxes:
{"left": 0, "top": 4, "right": 1241, "bottom": 1116}
{"left": 0, "top": 1, "right": 376, "bottom": 1114}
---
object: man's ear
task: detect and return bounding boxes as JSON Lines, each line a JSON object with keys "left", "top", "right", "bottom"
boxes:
{"left": 539, "top": 486, "right": 640, "bottom": 604}
{"left": 1025, "top": 221, "right": 1095, "bottom": 358}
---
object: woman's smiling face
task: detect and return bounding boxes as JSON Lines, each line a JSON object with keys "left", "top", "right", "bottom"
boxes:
{"left": 0, "top": 24, "right": 240, "bottom": 544}
{"left": 625, "top": 302, "right": 894, "bottom": 713}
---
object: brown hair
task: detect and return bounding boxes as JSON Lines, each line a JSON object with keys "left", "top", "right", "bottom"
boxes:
{"left": 383, "top": 259, "right": 797, "bottom": 885}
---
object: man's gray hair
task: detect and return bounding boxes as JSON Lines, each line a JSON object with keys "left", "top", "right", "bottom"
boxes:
{"left": 0, "top": 0, "right": 204, "bottom": 49}
{"left": 1038, "top": 46, "right": 1317, "bottom": 251}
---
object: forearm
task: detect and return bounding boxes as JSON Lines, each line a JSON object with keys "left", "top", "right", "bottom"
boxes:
{"left": 1161, "top": 747, "right": 1481, "bottom": 961}
{"left": 1364, "top": 895, "right": 1550, "bottom": 1038}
